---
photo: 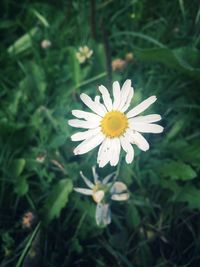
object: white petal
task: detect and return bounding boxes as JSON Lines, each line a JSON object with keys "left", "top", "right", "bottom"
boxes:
{"left": 112, "top": 81, "right": 121, "bottom": 109}
{"left": 129, "top": 114, "right": 161, "bottom": 123}
{"left": 111, "top": 193, "right": 129, "bottom": 201}
{"left": 94, "top": 95, "right": 100, "bottom": 104}
{"left": 118, "top": 80, "right": 132, "bottom": 110}
{"left": 97, "top": 138, "right": 112, "bottom": 168}
{"left": 120, "top": 137, "right": 134, "bottom": 164}
{"left": 68, "top": 119, "right": 100, "bottom": 129}
{"left": 127, "top": 96, "right": 157, "bottom": 118}
{"left": 110, "top": 138, "right": 121, "bottom": 166}
{"left": 124, "top": 128, "right": 135, "bottom": 143}
{"left": 92, "top": 166, "right": 99, "bottom": 184}
{"left": 130, "top": 123, "right": 164, "bottom": 133}
{"left": 98, "top": 85, "right": 113, "bottom": 111}
{"left": 71, "top": 127, "right": 101, "bottom": 141}
{"left": 74, "top": 188, "right": 93, "bottom": 195}
{"left": 97, "top": 138, "right": 108, "bottom": 162}
{"left": 110, "top": 181, "right": 129, "bottom": 201}
{"left": 93, "top": 190, "right": 104, "bottom": 203}
{"left": 121, "top": 86, "right": 134, "bottom": 112}
{"left": 74, "top": 133, "right": 105, "bottom": 155}
{"left": 132, "top": 131, "right": 149, "bottom": 151}
{"left": 110, "top": 181, "right": 128, "bottom": 194}
{"left": 103, "top": 172, "right": 116, "bottom": 184}
{"left": 72, "top": 110, "right": 102, "bottom": 122}
{"left": 95, "top": 97, "right": 109, "bottom": 113}
{"left": 94, "top": 95, "right": 109, "bottom": 112}
{"left": 80, "top": 93, "right": 107, "bottom": 116}
{"left": 80, "top": 171, "right": 94, "bottom": 189}
{"left": 96, "top": 203, "right": 111, "bottom": 226}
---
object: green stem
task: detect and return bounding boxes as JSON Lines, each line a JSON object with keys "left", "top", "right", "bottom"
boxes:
{"left": 26, "top": 193, "right": 36, "bottom": 210}
{"left": 16, "top": 222, "right": 41, "bottom": 267}
{"left": 75, "top": 72, "right": 107, "bottom": 90}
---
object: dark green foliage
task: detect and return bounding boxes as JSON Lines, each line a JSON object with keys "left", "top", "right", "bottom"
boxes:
{"left": 0, "top": 0, "right": 200, "bottom": 266}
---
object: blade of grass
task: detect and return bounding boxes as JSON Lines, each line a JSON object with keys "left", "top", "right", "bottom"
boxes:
{"left": 111, "top": 31, "right": 166, "bottom": 48}
{"left": 15, "top": 222, "right": 41, "bottom": 267}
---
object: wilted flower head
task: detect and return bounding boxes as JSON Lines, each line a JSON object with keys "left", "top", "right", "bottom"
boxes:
{"left": 50, "top": 159, "right": 64, "bottom": 171}
{"left": 41, "top": 39, "right": 51, "bottom": 49}
{"left": 125, "top": 52, "right": 134, "bottom": 62}
{"left": 112, "top": 58, "right": 127, "bottom": 71}
{"left": 76, "top": 46, "right": 93, "bottom": 64}
{"left": 22, "top": 211, "right": 37, "bottom": 229}
{"left": 74, "top": 167, "right": 129, "bottom": 226}
{"left": 36, "top": 154, "right": 46, "bottom": 163}
{"left": 68, "top": 79, "right": 164, "bottom": 167}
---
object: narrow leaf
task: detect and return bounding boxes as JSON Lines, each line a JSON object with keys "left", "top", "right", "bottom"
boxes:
{"left": 158, "top": 160, "right": 197, "bottom": 181}
{"left": 43, "top": 179, "right": 73, "bottom": 223}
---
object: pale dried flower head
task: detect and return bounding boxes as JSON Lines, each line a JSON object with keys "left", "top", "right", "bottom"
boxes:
{"left": 76, "top": 46, "right": 93, "bottom": 64}
{"left": 125, "top": 52, "right": 134, "bottom": 62}
{"left": 50, "top": 159, "right": 64, "bottom": 171}
{"left": 74, "top": 167, "right": 129, "bottom": 226}
{"left": 173, "top": 27, "right": 179, "bottom": 33}
{"left": 22, "top": 211, "right": 36, "bottom": 229}
{"left": 41, "top": 39, "right": 51, "bottom": 49}
{"left": 36, "top": 154, "right": 46, "bottom": 163}
{"left": 112, "top": 58, "right": 127, "bottom": 71}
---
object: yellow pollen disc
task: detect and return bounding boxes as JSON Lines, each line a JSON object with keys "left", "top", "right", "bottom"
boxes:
{"left": 101, "top": 111, "right": 128, "bottom": 138}
{"left": 92, "top": 184, "right": 102, "bottom": 203}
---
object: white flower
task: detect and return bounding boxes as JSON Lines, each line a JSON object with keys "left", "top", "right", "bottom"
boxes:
{"left": 74, "top": 167, "right": 129, "bottom": 226}
{"left": 76, "top": 46, "right": 93, "bottom": 64}
{"left": 68, "top": 79, "right": 164, "bottom": 167}
{"left": 41, "top": 39, "right": 51, "bottom": 49}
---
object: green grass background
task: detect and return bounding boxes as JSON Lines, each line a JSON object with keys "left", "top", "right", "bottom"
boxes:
{"left": 0, "top": 0, "right": 200, "bottom": 266}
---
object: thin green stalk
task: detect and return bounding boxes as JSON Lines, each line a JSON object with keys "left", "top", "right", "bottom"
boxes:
{"left": 16, "top": 222, "right": 41, "bottom": 267}
{"left": 75, "top": 72, "right": 107, "bottom": 90}
{"left": 26, "top": 194, "right": 36, "bottom": 210}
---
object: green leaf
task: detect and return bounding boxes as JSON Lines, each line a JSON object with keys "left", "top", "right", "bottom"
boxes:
{"left": 178, "top": 139, "right": 200, "bottom": 166}
{"left": 127, "top": 202, "right": 141, "bottom": 229}
{"left": 8, "top": 159, "right": 26, "bottom": 178}
{"left": 158, "top": 160, "right": 197, "bottom": 181}
{"left": 135, "top": 47, "right": 200, "bottom": 79}
{"left": 0, "top": 121, "right": 24, "bottom": 137}
{"left": 43, "top": 179, "right": 73, "bottom": 223}
{"left": 119, "top": 164, "right": 134, "bottom": 186}
{"left": 139, "top": 242, "right": 153, "bottom": 267}
{"left": 50, "top": 135, "right": 66, "bottom": 149}
{"left": 167, "top": 139, "right": 200, "bottom": 166}
{"left": 165, "top": 119, "right": 185, "bottom": 141}
{"left": 19, "top": 61, "right": 47, "bottom": 103}
{"left": 93, "top": 43, "right": 106, "bottom": 73}
{"left": 7, "top": 159, "right": 28, "bottom": 196}
{"left": 7, "top": 27, "right": 40, "bottom": 55}
{"left": 160, "top": 180, "right": 200, "bottom": 210}
{"left": 68, "top": 47, "right": 81, "bottom": 87}
{"left": 14, "top": 175, "right": 29, "bottom": 196}
{"left": 0, "top": 20, "right": 15, "bottom": 29}
{"left": 178, "top": 185, "right": 200, "bottom": 210}
{"left": 31, "top": 9, "right": 49, "bottom": 27}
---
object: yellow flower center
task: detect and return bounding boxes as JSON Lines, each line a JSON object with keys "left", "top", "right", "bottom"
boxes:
{"left": 92, "top": 183, "right": 104, "bottom": 203}
{"left": 101, "top": 111, "right": 128, "bottom": 138}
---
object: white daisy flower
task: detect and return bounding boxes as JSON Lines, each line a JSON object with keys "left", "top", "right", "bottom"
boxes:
{"left": 74, "top": 167, "right": 129, "bottom": 226}
{"left": 76, "top": 46, "right": 93, "bottom": 64}
{"left": 68, "top": 79, "right": 164, "bottom": 167}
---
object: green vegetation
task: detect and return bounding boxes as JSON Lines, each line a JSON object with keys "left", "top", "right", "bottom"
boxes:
{"left": 0, "top": 0, "right": 200, "bottom": 266}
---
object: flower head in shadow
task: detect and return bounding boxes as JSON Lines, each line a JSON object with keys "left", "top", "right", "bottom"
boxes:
{"left": 76, "top": 46, "right": 93, "bottom": 64}
{"left": 74, "top": 167, "right": 129, "bottom": 227}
